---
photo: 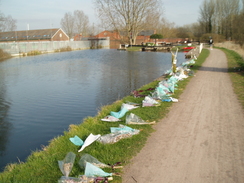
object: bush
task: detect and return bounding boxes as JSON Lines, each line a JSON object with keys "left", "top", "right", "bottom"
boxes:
{"left": 146, "top": 42, "right": 155, "bottom": 46}
{"left": 0, "top": 49, "right": 12, "bottom": 61}
{"left": 55, "top": 46, "right": 72, "bottom": 52}
{"left": 27, "top": 50, "right": 42, "bottom": 56}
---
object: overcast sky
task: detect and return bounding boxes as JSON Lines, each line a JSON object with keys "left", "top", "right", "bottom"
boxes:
{"left": 1, "top": 0, "right": 204, "bottom": 31}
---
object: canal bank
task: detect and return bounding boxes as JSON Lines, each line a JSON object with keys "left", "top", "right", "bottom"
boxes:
{"left": 0, "top": 48, "right": 205, "bottom": 182}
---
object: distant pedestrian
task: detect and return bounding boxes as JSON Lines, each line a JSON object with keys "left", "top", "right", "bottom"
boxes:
{"left": 209, "top": 38, "right": 213, "bottom": 50}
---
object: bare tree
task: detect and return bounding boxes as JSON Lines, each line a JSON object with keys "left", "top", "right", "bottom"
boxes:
{"left": 198, "top": 0, "right": 241, "bottom": 40}
{"left": 0, "top": 15, "right": 17, "bottom": 32}
{"left": 94, "top": 0, "right": 163, "bottom": 45}
{"left": 233, "top": 12, "right": 244, "bottom": 46}
{"left": 216, "top": 0, "right": 240, "bottom": 39}
{"left": 60, "top": 12, "right": 75, "bottom": 39}
{"left": 176, "top": 26, "right": 194, "bottom": 39}
{"left": 61, "top": 10, "right": 91, "bottom": 39}
{"left": 157, "top": 18, "right": 177, "bottom": 38}
{"left": 190, "top": 22, "right": 205, "bottom": 40}
{"left": 0, "top": 0, "right": 17, "bottom": 31}
{"left": 242, "top": 0, "right": 244, "bottom": 13}
{"left": 198, "top": 0, "right": 215, "bottom": 33}
{"left": 0, "top": 12, "right": 4, "bottom": 31}
{"left": 73, "top": 10, "right": 90, "bottom": 36}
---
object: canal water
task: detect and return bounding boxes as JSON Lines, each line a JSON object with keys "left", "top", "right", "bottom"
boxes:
{"left": 0, "top": 49, "right": 187, "bottom": 171}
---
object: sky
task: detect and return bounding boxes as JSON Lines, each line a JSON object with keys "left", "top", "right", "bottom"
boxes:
{"left": 1, "top": 0, "right": 204, "bottom": 31}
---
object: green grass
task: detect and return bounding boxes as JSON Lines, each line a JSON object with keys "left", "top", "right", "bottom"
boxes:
{"left": 0, "top": 49, "right": 210, "bottom": 183}
{"left": 218, "top": 47, "right": 244, "bottom": 108}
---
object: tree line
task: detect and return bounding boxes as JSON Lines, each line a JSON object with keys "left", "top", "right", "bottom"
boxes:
{"left": 60, "top": 10, "right": 91, "bottom": 39}
{"left": 0, "top": 0, "right": 243, "bottom": 46}
{"left": 197, "top": 0, "right": 244, "bottom": 45}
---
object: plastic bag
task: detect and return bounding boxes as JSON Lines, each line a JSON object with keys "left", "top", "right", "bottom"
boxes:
{"left": 79, "top": 154, "right": 109, "bottom": 169}
{"left": 110, "top": 103, "right": 139, "bottom": 119}
{"left": 122, "top": 103, "right": 139, "bottom": 110}
{"left": 58, "top": 152, "right": 76, "bottom": 177}
{"left": 85, "top": 162, "right": 112, "bottom": 177}
{"left": 158, "top": 83, "right": 170, "bottom": 93}
{"left": 69, "top": 135, "right": 84, "bottom": 146}
{"left": 167, "top": 82, "right": 175, "bottom": 93}
{"left": 97, "top": 125, "right": 140, "bottom": 144}
{"left": 126, "top": 113, "right": 155, "bottom": 125}
{"left": 101, "top": 115, "right": 121, "bottom": 122}
{"left": 143, "top": 96, "right": 159, "bottom": 105}
{"left": 170, "top": 97, "right": 178, "bottom": 102}
{"left": 168, "top": 76, "right": 178, "bottom": 84}
{"left": 97, "top": 132, "right": 129, "bottom": 144}
{"left": 78, "top": 134, "right": 101, "bottom": 152}
{"left": 110, "top": 125, "right": 138, "bottom": 134}
{"left": 110, "top": 106, "right": 128, "bottom": 119}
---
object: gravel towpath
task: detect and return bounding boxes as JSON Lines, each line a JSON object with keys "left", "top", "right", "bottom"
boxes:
{"left": 122, "top": 48, "right": 244, "bottom": 183}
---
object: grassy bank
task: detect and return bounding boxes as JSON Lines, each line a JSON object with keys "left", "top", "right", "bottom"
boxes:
{"left": 0, "top": 49, "right": 12, "bottom": 61}
{"left": 219, "top": 47, "right": 244, "bottom": 108}
{"left": 0, "top": 49, "right": 209, "bottom": 183}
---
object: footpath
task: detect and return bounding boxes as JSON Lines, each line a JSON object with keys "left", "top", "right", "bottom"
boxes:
{"left": 122, "top": 49, "right": 244, "bottom": 183}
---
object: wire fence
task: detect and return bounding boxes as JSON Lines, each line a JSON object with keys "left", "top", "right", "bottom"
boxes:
{"left": 0, "top": 39, "right": 110, "bottom": 55}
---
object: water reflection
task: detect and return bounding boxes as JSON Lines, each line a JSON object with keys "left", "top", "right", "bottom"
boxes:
{"left": 0, "top": 49, "right": 186, "bottom": 171}
{"left": 0, "top": 91, "right": 12, "bottom": 157}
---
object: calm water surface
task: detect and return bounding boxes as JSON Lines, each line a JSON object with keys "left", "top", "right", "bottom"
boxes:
{"left": 0, "top": 49, "right": 187, "bottom": 171}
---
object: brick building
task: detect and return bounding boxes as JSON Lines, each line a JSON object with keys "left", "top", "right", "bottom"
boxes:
{"left": 95, "top": 30, "right": 156, "bottom": 49}
{"left": 0, "top": 28, "right": 69, "bottom": 42}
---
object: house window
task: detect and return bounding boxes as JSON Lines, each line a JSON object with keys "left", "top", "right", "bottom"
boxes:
{"left": 60, "top": 33, "right": 62, "bottom": 37}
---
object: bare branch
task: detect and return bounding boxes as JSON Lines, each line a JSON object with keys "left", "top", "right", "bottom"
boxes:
{"left": 94, "top": 0, "right": 163, "bottom": 44}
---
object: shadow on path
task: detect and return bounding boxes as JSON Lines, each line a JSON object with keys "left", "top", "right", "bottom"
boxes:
{"left": 199, "top": 66, "right": 228, "bottom": 73}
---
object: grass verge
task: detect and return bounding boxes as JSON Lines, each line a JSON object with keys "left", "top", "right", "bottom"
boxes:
{"left": 218, "top": 47, "right": 244, "bottom": 108}
{"left": 0, "top": 49, "right": 209, "bottom": 183}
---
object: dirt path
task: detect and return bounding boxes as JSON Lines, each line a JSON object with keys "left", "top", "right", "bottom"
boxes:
{"left": 122, "top": 49, "right": 244, "bottom": 183}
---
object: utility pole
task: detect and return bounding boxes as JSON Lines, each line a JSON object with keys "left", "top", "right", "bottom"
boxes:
{"left": 26, "top": 23, "right": 29, "bottom": 41}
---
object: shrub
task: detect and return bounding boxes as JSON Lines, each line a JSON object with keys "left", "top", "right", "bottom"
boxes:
{"left": 0, "top": 49, "right": 11, "bottom": 61}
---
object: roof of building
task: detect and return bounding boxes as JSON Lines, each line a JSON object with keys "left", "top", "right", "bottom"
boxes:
{"left": 0, "top": 28, "right": 68, "bottom": 42}
{"left": 96, "top": 30, "right": 155, "bottom": 37}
